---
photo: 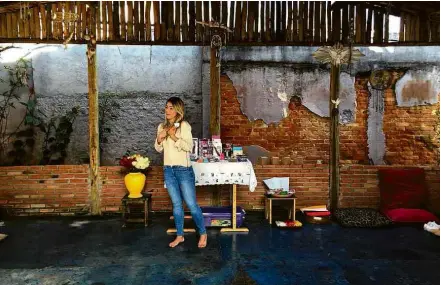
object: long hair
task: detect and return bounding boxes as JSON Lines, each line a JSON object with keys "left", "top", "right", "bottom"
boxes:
{"left": 163, "top": 97, "right": 185, "bottom": 128}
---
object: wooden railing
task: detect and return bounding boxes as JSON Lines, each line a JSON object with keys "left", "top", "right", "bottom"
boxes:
{"left": 0, "top": 1, "right": 439, "bottom": 45}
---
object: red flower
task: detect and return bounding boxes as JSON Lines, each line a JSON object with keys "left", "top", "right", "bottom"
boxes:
{"left": 119, "top": 156, "right": 135, "bottom": 169}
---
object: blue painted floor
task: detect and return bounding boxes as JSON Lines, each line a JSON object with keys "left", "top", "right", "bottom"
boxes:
{"left": 0, "top": 212, "right": 439, "bottom": 285}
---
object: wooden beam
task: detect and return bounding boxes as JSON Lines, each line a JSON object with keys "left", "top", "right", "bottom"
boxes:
{"left": 292, "top": 1, "right": 299, "bottom": 42}
{"left": 298, "top": 1, "right": 304, "bottom": 41}
{"left": 174, "top": 1, "right": 180, "bottom": 42}
{"left": 153, "top": 1, "right": 160, "bottom": 41}
{"left": 327, "top": 1, "right": 331, "bottom": 41}
{"left": 126, "top": 2, "right": 133, "bottom": 41}
{"left": 210, "top": 47, "right": 220, "bottom": 136}
{"left": 320, "top": 1, "right": 326, "bottom": 43}
{"left": 188, "top": 1, "right": 195, "bottom": 42}
{"left": 86, "top": 29, "right": 101, "bottom": 216}
{"left": 112, "top": 1, "right": 119, "bottom": 40}
{"left": 230, "top": 1, "right": 235, "bottom": 42}
{"left": 182, "top": 1, "right": 188, "bottom": 41}
{"left": 329, "top": 63, "right": 340, "bottom": 211}
{"left": 314, "top": 1, "right": 320, "bottom": 42}
{"left": 366, "top": 8, "right": 373, "bottom": 43}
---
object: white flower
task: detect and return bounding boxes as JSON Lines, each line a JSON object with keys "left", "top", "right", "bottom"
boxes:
{"left": 132, "top": 156, "right": 150, "bottom": 170}
{"left": 174, "top": 122, "right": 180, "bottom": 128}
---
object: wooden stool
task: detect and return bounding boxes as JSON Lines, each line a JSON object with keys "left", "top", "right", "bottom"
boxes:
{"left": 121, "top": 193, "right": 152, "bottom": 227}
{"left": 264, "top": 194, "right": 297, "bottom": 225}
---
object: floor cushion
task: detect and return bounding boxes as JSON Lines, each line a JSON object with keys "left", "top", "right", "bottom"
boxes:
{"left": 382, "top": 208, "right": 440, "bottom": 224}
{"left": 334, "top": 208, "right": 393, "bottom": 228}
{"left": 378, "top": 168, "right": 428, "bottom": 211}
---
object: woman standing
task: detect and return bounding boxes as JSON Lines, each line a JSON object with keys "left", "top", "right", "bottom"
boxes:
{"left": 155, "top": 97, "right": 207, "bottom": 248}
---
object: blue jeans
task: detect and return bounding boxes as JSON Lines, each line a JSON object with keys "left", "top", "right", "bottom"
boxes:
{"left": 164, "top": 166, "right": 206, "bottom": 236}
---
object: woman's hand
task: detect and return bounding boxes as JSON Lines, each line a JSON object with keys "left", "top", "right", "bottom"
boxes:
{"left": 157, "top": 128, "right": 168, "bottom": 143}
{"left": 167, "top": 127, "right": 178, "bottom": 141}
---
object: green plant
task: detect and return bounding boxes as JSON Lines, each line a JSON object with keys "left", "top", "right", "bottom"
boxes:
{"left": 0, "top": 58, "right": 32, "bottom": 163}
{"left": 99, "top": 92, "right": 120, "bottom": 162}
{"left": 40, "top": 106, "right": 79, "bottom": 165}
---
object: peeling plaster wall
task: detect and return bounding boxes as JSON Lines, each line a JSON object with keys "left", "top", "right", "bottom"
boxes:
{"left": 225, "top": 67, "right": 356, "bottom": 125}
{"left": 367, "top": 86, "right": 386, "bottom": 165}
{"left": 202, "top": 46, "right": 440, "bottom": 165}
{"left": 1, "top": 44, "right": 203, "bottom": 165}
{"left": 395, "top": 66, "right": 440, "bottom": 107}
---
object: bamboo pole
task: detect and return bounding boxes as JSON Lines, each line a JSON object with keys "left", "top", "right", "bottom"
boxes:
{"left": 140, "top": 1, "right": 144, "bottom": 41}
{"left": 153, "top": 1, "right": 160, "bottom": 41}
{"left": 314, "top": 1, "right": 320, "bottom": 42}
{"left": 265, "top": 1, "right": 270, "bottom": 41}
{"left": 182, "top": 1, "right": 188, "bottom": 41}
{"left": 113, "top": 1, "right": 119, "bottom": 40}
{"left": 189, "top": 1, "right": 195, "bottom": 42}
{"left": 293, "top": 1, "right": 298, "bottom": 41}
{"left": 127, "top": 1, "right": 134, "bottom": 41}
{"left": 175, "top": 1, "right": 181, "bottom": 42}
{"left": 146, "top": 1, "right": 152, "bottom": 41}
{"left": 230, "top": 1, "right": 235, "bottom": 42}
{"left": 102, "top": 1, "right": 108, "bottom": 41}
{"left": 320, "top": 1, "right": 326, "bottom": 42}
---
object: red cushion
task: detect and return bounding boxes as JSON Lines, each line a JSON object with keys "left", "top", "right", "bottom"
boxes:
{"left": 382, "top": 208, "right": 439, "bottom": 223}
{"left": 378, "top": 168, "right": 428, "bottom": 211}
{"left": 305, "top": 211, "right": 331, "bottom": 217}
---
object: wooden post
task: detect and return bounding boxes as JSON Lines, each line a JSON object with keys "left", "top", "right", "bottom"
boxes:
{"left": 210, "top": 46, "right": 220, "bottom": 136}
{"left": 329, "top": 63, "right": 340, "bottom": 212}
{"left": 312, "top": 44, "right": 364, "bottom": 212}
{"left": 87, "top": 11, "right": 101, "bottom": 215}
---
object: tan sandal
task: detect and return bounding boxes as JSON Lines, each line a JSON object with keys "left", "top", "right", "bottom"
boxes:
{"left": 169, "top": 236, "right": 185, "bottom": 248}
{"left": 198, "top": 234, "right": 207, "bottom": 248}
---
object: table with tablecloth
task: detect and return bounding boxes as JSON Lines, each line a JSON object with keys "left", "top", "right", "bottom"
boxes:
{"left": 167, "top": 160, "right": 257, "bottom": 233}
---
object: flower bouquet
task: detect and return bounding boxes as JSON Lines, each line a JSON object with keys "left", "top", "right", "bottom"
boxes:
{"left": 119, "top": 153, "right": 150, "bottom": 174}
{"left": 119, "top": 152, "right": 150, "bottom": 198}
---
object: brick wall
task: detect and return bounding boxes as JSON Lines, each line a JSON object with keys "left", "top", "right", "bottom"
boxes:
{"left": 221, "top": 74, "right": 439, "bottom": 165}
{"left": 340, "top": 165, "right": 440, "bottom": 214}
{"left": 3, "top": 164, "right": 437, "bottom": 216}
{"left": 0, "top": 165, "right": 89, "bottom": 216}
{"left": 383, "top": 89, "right": 440, "bottom": 165}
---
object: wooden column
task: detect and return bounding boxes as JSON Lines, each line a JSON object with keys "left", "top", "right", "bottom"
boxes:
{"left": 312, "top": 44, "right": 364, "bottom": 212}
{"left": 329, "top": 63, "right": 340, "bottom": 211}
{"left": 87, "top": 11, "right": 101, "bottom": 215}
{"left": 209, "top": 46, "right": 220, "bottom": 136}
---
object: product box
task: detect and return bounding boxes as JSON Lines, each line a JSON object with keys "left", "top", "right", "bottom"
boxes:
{"left": 199, "top": 138, "right": 212, "bottom": 158}
{"left": 232, "top": 146, "right": 243, "bottom": 157}
{"left": 212, "top": 135, "right": 222, "bottom": 158}
{"left": 222, "top": 143, "right": 233, "bottom": 158}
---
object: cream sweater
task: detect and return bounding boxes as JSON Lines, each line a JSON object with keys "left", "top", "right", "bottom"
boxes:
{"left": 154, "top": 121, "right": 193, "bottom": 167}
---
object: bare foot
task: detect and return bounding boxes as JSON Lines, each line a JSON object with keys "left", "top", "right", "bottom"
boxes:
{"left": 169, "top": 236, "right": 185, "bottom": 248}
{"left": 198, "top": 234, "right": 207, "bottom": 248}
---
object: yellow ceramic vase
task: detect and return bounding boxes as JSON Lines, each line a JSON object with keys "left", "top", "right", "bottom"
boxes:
{"left": 124, "top": 173, "right": 146, "bottom": 198}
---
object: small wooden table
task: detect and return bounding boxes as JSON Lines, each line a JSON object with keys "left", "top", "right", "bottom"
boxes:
{"left": 264, "top": 194, "right": 297, "bottom": 225}
{"left": 121, "top": 192, "right": 152, "bottom": 227}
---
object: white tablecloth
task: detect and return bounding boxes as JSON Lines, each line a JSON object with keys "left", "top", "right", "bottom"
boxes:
{"left": 191, "top": 160, "right": 257, "bottom": 192}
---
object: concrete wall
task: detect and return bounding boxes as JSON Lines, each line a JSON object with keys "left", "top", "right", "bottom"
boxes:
{"left": 1, "top": 44, "right": 203, "bottom": 165}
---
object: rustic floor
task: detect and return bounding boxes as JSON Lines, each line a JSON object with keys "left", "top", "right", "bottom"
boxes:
{"left": 0, "top": 211, "right": 439, "bottom": 285}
